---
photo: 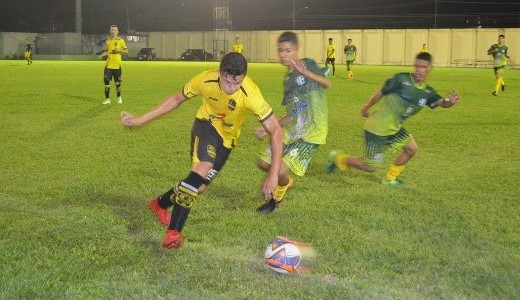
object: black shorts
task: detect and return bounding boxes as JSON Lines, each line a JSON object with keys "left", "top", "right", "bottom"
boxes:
{"left": 325, "top": 58, "right": 335, "bottom": 64}
{"left": 104, "top": 67, "right": 122, "bottom": 83}
{"left": 191, "top": 119, "right": 232, "bottom": 183}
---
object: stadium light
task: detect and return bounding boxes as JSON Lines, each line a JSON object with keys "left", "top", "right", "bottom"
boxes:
{"left": 292, "top": 0, "right": 309, "bottom": 30}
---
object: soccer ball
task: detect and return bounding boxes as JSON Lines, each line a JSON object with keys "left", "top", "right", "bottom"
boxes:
{"left": 264, "top": 236, "right": 302, "bottom": 274}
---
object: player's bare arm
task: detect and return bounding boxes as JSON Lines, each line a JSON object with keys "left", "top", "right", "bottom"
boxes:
{"left": 121, "top": 92, "right": 188, "bottom": 127}
{"left": 260, "top": 114, "right": 284, "bottom": 200}
{"left": 255, "top": 115, "right": 293, "bottom": 140}
{"left": 290, "top": 59, "right": 331, "bottom": 89}
{"left": 361, "top": 89, "right": 384, "bottom": 117}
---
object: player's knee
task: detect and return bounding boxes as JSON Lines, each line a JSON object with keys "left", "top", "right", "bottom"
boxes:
{"left": 404, "top": 142, "right": 418, "bottom": 156}
{"left": 257, "top": 159, "right": 271, "bottom": 172}
{"left": 104, "top": 85, "right": 110, "bottom": 92}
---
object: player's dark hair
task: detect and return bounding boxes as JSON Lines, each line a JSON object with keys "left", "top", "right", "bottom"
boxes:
{"left": 499, "top": 34, "right": 505, "bottom": 38}
{"left": 278, "top": 31, "right": 298, "bottom": 48}
{"left": 416, "top": 52, "right": 432, "bottom": 63}
{"left": 220, "top": 52, "right": 247, "bottom": 76}
{"left": 328, "top": 37, "right": 333, "bottom": 41}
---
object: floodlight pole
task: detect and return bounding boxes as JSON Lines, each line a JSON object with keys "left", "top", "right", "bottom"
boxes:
{"left": 292, "top": 0, "right": 308, "bottom": 30}
{"left": 434, "top": 0, "right": 438, "bottom": 28}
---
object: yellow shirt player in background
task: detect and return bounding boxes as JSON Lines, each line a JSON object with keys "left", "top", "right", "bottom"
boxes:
{"left": 98, "top": 25, "right": 128, "bottom": 104}
{"left": 24, "top": 39, "right": 32, "bottom": 65}
{"left": 325, "top": 37, "right": 336, "bottom": 75}
{"left": 487, "top": 34, "right": 510, "bottom": 96}
{"left": 232, "top": 37, "right": 243, "bottom": 53}
{"left": 120, "top": 52, "right": 283, "bottom": 250}
{"left": 420, "top": 43, "right": 429, "bottom": 53}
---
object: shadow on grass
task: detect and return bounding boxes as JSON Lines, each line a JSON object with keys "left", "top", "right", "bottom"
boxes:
{"left": 46, "top": 94, "right": 111, "bottom": 136}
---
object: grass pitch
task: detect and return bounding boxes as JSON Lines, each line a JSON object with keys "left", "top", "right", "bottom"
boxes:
{"left": 0, "top": 60, "right": 519, "bottom": 299}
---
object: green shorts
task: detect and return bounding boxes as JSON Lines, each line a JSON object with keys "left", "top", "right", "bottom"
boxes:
{"left": 364, "top": 128, "right": 413, "bottom": 164}
{"left": 260, "top": 139, "right": 319, "bottom": 177}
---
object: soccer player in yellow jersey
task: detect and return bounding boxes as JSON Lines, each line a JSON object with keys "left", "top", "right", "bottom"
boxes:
{"left": 487, "top": 34, "right": 510, "bottom": 96}
{"left": 24, "top": 40, "right": 32, "bottom": 65}
{"left": 121, "top": 52, "right": 283, "bottom": 250}
{"left": 325, "top": 37, "right": 336, "bottom": 75}
{"left": 420, "top": 43, "right": 429, "bottom": 53}
{"left": 98, "top": 25, "right": 128, "bottom": 104}
{"left": 232, "top": 37, "right": 244, "bottom": 53}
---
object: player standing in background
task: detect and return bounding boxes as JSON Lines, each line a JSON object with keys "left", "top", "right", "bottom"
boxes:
{"left": 344, "top": 39, "right": 357, "bottom": 80}
{"left": 232, "top": 37, "right": 244, "bottom": 53}
{"left": 326, "top": 52, "right": 459, "bottom": 186}
{"left": 420, "top": 43, "right": 429, "bottom": 53}
{"left": 24, "top": 40, "right": 32, "bottom": 65}
{"left": 487, "top": 34, "right": 509, "bottom": 96}
{"left": 256, "top": 31, "right": 330, "bottom": 214}
{"left": 325, "top": 37, "right": 336, "bottom": 76}
{"left": 121, "top": 52, "right": 283, "bottom": 249}
{"left": 98, "top": 25, "right": 128, "bottom": 105}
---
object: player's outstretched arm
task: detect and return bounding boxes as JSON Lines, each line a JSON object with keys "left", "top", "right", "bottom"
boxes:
{"left": 437, "top": 90, "right": 460, "bottom": 108}
{"left": 260, "top": 114, "right": 283, "bottom": 200}
{"left": 121, "top": 92, "right": 187, "bottom": 127}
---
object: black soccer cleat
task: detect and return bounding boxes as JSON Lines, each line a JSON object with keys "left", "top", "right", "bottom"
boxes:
{"left": 501, "top": 84, "right": 505, "bottom": 92}
{"left": 256, "top": 198, "right": 281, "bottom": 214}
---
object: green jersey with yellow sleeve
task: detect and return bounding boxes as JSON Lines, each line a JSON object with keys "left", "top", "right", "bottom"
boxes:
{"left": 364, "top": 73, "right": 441, "bottom": 136}
{"left": 183, "top": 69, "right": 274, "bottom": 148}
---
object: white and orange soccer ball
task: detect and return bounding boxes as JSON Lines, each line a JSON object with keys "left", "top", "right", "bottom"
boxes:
{"left": 264, "top": 236, "right": 303, "bottom": 274}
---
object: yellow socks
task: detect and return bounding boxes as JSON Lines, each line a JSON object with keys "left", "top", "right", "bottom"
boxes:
{"left": 335, "top": 154, "right": 349, "bottom": 172}
{"left": 494, "top": 79, "right": 501, "bottom": 93}
{"left": 385, "top": 164, "right": 406, "bottom": 181}
{"left": 273, "top": 177, "right": 294, "bottom": 202}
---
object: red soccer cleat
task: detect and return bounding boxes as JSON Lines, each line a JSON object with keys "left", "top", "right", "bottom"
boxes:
{"left": 149, "top": 198, "right": 171, "bottom": 226}
{"left": 162, "top": 229, "right": 184, "bottom": 249}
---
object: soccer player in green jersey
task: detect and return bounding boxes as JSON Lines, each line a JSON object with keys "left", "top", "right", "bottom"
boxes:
{"left": 344, "top": 39, "right": 357, "bottom": 80}
{"left": 256, "top": 31, "right": 331, "bottom": 214}
{"left": 487, "top": 34, "right": 510, "bottom": 96}
{"left": 325, "top": 37, "right": 336, "bottom": 75}
{"left": 326, "top": 52, "right": 459, "bottom": 186}
{"left": 121, "top": 52, "right": 283, "bottom": 249}
{"left": 98, "top": 25, "right": 128, "bottom": 105}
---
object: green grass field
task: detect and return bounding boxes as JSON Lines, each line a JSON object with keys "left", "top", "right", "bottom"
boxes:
{"left": 1, "top": 60, "right": 519, "bottom": 299}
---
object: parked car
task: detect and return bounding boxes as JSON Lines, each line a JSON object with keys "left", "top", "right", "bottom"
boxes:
{"left": 137, "top": 48, "right": 156, "bottom": 60}
{"left": 180, "top": 49, "right": 214, "bottom": 61}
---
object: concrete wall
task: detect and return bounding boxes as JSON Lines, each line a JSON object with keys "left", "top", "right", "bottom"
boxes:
{"left": 148, "top": 28, "right": 520, "bottom": 67}
{"left": 2, "top": 28, "right": 519, "bottom": 67}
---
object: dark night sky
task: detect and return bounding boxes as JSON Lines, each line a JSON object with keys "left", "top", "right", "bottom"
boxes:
{"left": 1, "top": 0, "right": 519, "bottom": 34}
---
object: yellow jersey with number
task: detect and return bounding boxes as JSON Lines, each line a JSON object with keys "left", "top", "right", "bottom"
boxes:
{"left": 183, "top": 69, "right": 273, "bottom": 148}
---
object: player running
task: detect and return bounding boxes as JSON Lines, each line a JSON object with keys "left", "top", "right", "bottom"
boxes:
{"left": 487, "top": 34, "right": 510, "bottom": 96}
{"left": 326, "top": 52, "right": 459, "bottom": 186}
{"left": 121, "top": 52, "right": 283, "bottom": 249}
{"left": 256, "top": 31, "right": 330, "bottom": 214}
{"left": 344, "top": 39, "right": 357, "bottom": 80}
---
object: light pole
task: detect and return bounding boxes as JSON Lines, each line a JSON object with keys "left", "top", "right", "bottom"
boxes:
{"left": 292, "top": 0, "right": 308, "bottom": 30}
